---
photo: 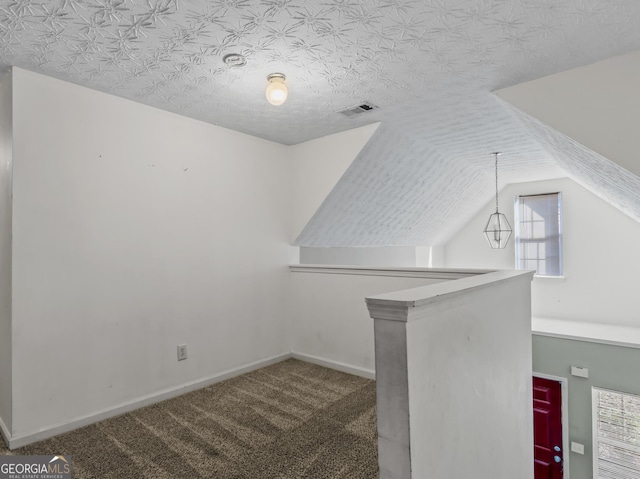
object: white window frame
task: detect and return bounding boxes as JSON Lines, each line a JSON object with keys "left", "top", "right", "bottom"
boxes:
{"left": 514, "top": 192, "right": 563, "bottom": 278}
{"left": 592, "top": 387, "right": 640, "bottom": 479}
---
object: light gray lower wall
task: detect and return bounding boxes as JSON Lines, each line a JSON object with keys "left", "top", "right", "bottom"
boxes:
{"left": 0, "top": 69, "right": 13, "bottom": 437}
{"left": 532, "top": 335, "right": 640, "bottom": 479}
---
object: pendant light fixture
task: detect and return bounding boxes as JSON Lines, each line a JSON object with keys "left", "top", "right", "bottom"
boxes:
{"left": 483, "top": 152, "right": 512, "bottom": 249}
{"left": 265, "top": 73, "right": 288, "bottom": 106}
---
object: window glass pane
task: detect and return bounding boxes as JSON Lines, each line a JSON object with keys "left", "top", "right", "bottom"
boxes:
{"left": 537, "top": 259, "right": 546, "bottom": 275}
{"left": 525, "top": 243, "right": 537, "bottom": 258}
{"left": 545, "top": 260, "right": 559, "bottom": 277}
{"left": 532, "top": 222, "right": 545, "bottom": 238}
{"left": 594, "top": 388, "right": 640, "bottom": 479}
{"left": 515, "top": 193, "right": 562, "bottom": 276}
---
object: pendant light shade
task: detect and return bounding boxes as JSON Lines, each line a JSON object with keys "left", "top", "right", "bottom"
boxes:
{"left": 483, "top": 152, "right": 512, "bottom": 249}
{"left": 266, "top": 73, "right": 288, "bottom": 106}
{"left": 484, "top": 212, "right": 512, "bottom": 249}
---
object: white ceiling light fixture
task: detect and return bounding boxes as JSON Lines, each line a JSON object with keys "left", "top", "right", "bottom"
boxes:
{"left": 266, "top": 73, "right": 288, "bottom": 106}
{"left": 483, "top": 152, "right": 512, "bottom": 249}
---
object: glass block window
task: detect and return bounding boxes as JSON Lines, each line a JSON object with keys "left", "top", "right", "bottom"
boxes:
{"left": 515, "top": 193, "right": 563, "bottom": 277}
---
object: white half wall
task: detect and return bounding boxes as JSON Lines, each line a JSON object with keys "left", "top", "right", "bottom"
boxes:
{"left": 445, "top": 177, "right": 640, "bottom": 326}
{"left": 290, "top": 266, "right": 457, "bottom": 376}
{"left": 289, "top": 122, "right": 379, "bottom": 241}
{"left": 367, "top": 270, "right": 534, "bottom": 479}
{"left": 10, "top": 68, "right": 292, "bottom": 438}
{"left": 0, "top": 69, "right": 12, "bottom": 437}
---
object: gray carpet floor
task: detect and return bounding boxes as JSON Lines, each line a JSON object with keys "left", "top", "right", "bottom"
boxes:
{"left": 0, "top": 359, "right": 379, "bottom": 478}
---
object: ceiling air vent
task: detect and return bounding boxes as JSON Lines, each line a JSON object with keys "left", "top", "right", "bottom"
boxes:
{"left": 338, "top": 102, "right": 379, "bottom": 118}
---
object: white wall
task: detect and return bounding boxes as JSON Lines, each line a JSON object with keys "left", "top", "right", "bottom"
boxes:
{"left": 300, "top": 246, "right": 418, "bottom": 266}
{"left": 445, "top": 177, "right": 640, "bottom": 326}
{"left": 368, "top": 271, "right": 534, "bottom": 479}
{"left": 289, "top": 122, "right": 379, "bottom": 241}
{"left": 496, "top": 50, "right": 640, "bottom": 178}
{"left": 290, "top": 268, "right": 443, "bottom": 376}
{"left": 0, "top": 69, "right": 12, "bottom": 436}
{"left": 408, "top": 275, "right": 533, "bottom": 479}
{"left": 10, "top": 68, "right": 292, "bottom": 438}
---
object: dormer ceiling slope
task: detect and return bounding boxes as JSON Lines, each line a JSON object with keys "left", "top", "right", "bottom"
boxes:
{"left": 294, "top": 93, "right": 566, "bottom": 246}
{"left": 2, "top": 1, "right": 640, "bottom": 246}
{"left": 503, "top": 102, "right": 640, "bottom": 225}
{"left": 295, "top": 89, "right": 640, "bottom": 246}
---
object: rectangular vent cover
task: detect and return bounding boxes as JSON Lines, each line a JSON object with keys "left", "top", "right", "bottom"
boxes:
{"left": 338, "top": 102, "right": 378, "bottom": 118}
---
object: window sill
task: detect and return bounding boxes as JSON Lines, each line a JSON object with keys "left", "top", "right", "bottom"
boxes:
{"left": 533, "top": 275, "right": 565, "bottom": 280}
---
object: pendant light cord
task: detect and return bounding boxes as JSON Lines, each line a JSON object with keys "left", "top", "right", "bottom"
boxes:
{"left": 494, "top": 152, "right": 499, "bottom": 213}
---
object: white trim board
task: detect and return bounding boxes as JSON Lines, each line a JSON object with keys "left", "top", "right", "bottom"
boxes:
{"left": 291, "top": 352, "right": 375, "bottom": 380}
{"left": 592, "top": 388, "right": 599, "bottom": 479}
{"left": 5, "top": 353, "right": 291, "bottom": 450}
{"left": 532, "top": 317, "right": 640, "bottom": 349}
{"left": 5, "top": 352, "right": 374, "bottom": 449}
{"left": 533, "top": 372, "right": 571, "bottom": 479}
{"left": 290, "top": 264, "right": 491, "bottom": 280}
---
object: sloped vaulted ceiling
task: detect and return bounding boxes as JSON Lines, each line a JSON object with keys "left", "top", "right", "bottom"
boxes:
{"left": 2, "top": 1, "right": 640, "bottom": 246}
{"left": 498, "top": 104, "right": 640, "bottom": 228}
{"left": 294, "top": 93, "right": 565, "bottom": 246}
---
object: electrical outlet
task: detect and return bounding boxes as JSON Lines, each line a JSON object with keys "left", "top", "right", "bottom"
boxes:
{"left": 177, "top": 344, "right": 187, "bottom": 361}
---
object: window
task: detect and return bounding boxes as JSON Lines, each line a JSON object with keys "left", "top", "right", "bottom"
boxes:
{"left": 593, "top": 388, "right": 640, "bottom": 479}
{"left": 515, "top": 193, "right": 562, "bottom": 276}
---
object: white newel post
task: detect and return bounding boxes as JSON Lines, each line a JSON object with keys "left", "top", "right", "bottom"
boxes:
{"left": 366, "top": 270, "right": 535, "bottom": 479}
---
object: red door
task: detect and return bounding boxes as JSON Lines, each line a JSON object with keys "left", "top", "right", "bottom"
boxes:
{"left": 533, "top": 376, "right": 563, "bottom": 479}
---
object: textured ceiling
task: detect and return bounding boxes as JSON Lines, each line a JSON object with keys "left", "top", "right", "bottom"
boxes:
{"left": 294, "top": 93, "right": 566, "bottom": 246}
{"left": 2, "top": 0, "right": 640, "bottom": 145}
{"left": 2, "top": 0, "right": 640, "bottom": 246}
{"left": 503, "top": 101, "right": 640, "bottom": 226}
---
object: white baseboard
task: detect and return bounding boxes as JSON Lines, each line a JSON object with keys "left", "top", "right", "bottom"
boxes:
{"left": 6, "top": 352, "right": 374, "bottom": 449}
{"left": 7, "top": 352, "right": 291, "bottom": 450}
{"left": 0, "top": 414, "right": 10, "bottom": 449}
{"left": 292, "top": 352, "right": 375, "bottom": 380}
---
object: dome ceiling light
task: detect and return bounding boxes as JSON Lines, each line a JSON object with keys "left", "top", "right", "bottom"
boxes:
{"left": 265, "top": 73, "right": 288, "bottom": 106}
